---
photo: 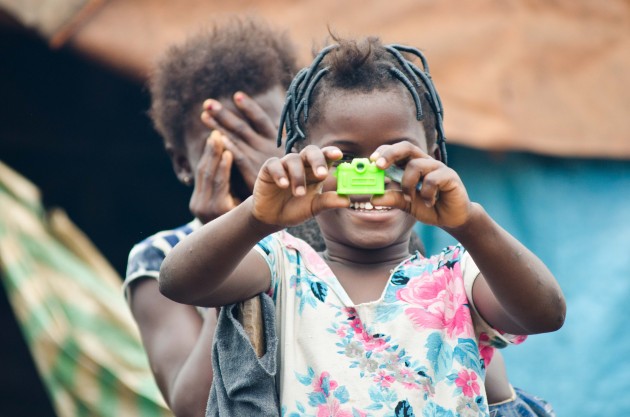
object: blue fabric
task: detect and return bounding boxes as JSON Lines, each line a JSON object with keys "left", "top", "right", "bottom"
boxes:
{"left": 415, "top": 145, "right": 630, "bottom": 417}
{"left": 125, "top": 219, "right": 200, "bottom": 283}
{"left": 489, "top": 387, "right": 555, "bottom": 417}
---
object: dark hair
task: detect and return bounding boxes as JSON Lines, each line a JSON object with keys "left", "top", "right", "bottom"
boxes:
{"left": 149, "top": 17, "right": 299, "bottom": 150}
{"left": 278, "top": 36, "right": 447, "bottom": 164}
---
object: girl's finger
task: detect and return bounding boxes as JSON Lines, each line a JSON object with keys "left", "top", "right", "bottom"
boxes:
{"left": 262, "top": 157, "right": 290, "bottom": 188}
{"left": 233, "top": 91, "right": 277, "bottom": 138}
{"left": 419, "top": 167, "right": 456, "bottom": 207}
{"left": 218, "top": 134, "right": 258, "bottom": 187}
{"left": 200, "top": 110, "right": 218, "bottom": 130}
{"left": 370, "top": 141, "right": 430, "bottom": 170}
{"left": 312, "top": 191, "right": 351, "bottom": 215}
{"left": 212, "top": 150, "right": 234, "bottom": 198}
{"left": 399, "top": 158, "right": 443, "bottom": 202}
{"left": 283, "top": 153, "right": 307, "bottom": 196}
{"left": 300, "top": 145, "right": 329, "bottom": 180}
{"left": 195, "top": 131, "right": 224, "bottom": 189}
{"left": 370, "top": 190, "right": 410, "bottom": 212}
{"left": 203, "top": 99, "right": 263, "bottom": 148}
{"left": 321, "top": 146, "right": 343, "bottom": 165}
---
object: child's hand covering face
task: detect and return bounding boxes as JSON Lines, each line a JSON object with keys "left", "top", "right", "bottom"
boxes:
{"left": 251, "top": 145, "right": 350, "bottom": 226}
{"left": 370, "top": 141, "right": 473, "bottom": 229}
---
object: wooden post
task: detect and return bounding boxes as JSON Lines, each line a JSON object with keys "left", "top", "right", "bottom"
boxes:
{"left": 237, "top": 296, "right": 265, "bottom": 358}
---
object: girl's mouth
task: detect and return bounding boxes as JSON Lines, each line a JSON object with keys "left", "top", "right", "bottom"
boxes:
{"left": 349, "top": 201, "right": 392, "bottom": 212}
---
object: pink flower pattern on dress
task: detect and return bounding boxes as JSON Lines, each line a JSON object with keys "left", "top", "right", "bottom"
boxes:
{"left": 455, "top": 369, "right": 481, "bottom": 398}
{"left": 397, "top": 261, "right": 474, "bottom": 339}
{"left": 313, "top": 371, "right": 338, "bottom": 393}
{"left": 374, "top": 370, "right": 395, "bottom": 388}
{"left": 316, "top": 399, "right": 353, "bottom": 417}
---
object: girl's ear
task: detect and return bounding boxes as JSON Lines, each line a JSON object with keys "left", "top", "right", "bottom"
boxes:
{"left": 166, "top": 144, "right": 193, "bottom": 186}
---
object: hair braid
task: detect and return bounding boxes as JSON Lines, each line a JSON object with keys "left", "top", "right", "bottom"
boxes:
{"left": 277, "top": 37, "right": 448, "bottom": 164}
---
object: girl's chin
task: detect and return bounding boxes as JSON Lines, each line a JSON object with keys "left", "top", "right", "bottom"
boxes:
{"left": 342, "top": 234, "right": 410, "bottom": 252}
{"left": 333, "top": 224, "right": 412, "bottom": 250}
{"left": 316, "top": 206, "right": 415, "bottom": 248}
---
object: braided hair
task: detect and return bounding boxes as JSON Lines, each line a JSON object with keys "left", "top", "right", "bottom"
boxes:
{"left": 277, "top": 36, "right": 447, "bottom": 164}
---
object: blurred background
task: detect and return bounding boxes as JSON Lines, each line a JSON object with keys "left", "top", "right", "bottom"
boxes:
{"left": 1, "top": 0, "right": 629, "bottom": 416}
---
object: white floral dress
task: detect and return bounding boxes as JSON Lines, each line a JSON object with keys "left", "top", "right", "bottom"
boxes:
{"left": 255, "top": 231, "right": 525, "bottom": 417}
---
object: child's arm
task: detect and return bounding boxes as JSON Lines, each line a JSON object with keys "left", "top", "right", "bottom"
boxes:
{"left": 159, "top": 145, "right": 349, "bottom": 307}
{"left": 371, "top": 141, "right": 566, "bottom": 335}
{"left": 159, "top": 198, "right": 279, "bottom": 307}
{"left": 444, "top": 203, "right": 565, "bottom": 334}
{"left": 128, "top": 278, "right": 216, "bottom": 416}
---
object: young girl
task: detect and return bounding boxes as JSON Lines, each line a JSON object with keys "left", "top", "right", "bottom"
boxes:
{"left": 160, "top": 36, "right": 565, "bottom": 416}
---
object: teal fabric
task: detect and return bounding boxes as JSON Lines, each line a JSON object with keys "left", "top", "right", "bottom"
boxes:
{"left": 415, "top": 145, "right": 630, "bottom": 417}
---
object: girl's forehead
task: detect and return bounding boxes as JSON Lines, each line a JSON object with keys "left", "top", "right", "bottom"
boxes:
{"left": 308, "top": 89, "right": 428, "bottom": 150}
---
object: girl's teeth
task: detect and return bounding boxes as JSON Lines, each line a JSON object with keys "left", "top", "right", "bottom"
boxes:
{"left": 349, "top": 202, "right": 391, "bottom": 211}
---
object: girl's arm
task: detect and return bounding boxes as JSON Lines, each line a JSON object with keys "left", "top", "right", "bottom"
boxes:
{"left": 129, "top": 278, "right": 216, "bottom": 417}
{"left": 444, "top": 203, "right": 566, "bottom": 334}
{"left": 159, "top": 145, "right": 349, "bottom": 307}
{"left": 370, "top": 141, "right": 565, "bottom": 335}
{"left": 159, "top": 199, "right": 280, "bottom": 307}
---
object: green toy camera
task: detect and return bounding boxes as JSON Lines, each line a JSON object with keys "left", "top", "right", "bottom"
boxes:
{"left": 334, "top": 158, "right": 385, "bottom": 195}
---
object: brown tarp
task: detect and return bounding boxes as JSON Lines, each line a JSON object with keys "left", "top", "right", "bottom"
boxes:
{"left": 2, "top": 0, "right": 629, "bottom": 158}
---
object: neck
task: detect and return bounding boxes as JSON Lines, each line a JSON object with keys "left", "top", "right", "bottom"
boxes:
{"left": 321, "top": 238, "right": 411, "bottom": 268}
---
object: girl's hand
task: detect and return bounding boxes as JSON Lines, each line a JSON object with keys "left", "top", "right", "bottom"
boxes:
{"left": 252, "top": 145, "right": 350, "bottom": 226}
{"left": 201, "top": 93, "right": 284, "bottom": 191}
{"left": 369, "top": 141, "right": 473, "bottom": 229}
{"left": 189, "top": 131, "right": 240, "bottom": 224}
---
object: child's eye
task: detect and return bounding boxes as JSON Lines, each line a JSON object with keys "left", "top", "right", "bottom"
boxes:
{"left": 331, "top": 154, "right": 356, "bottom": 167}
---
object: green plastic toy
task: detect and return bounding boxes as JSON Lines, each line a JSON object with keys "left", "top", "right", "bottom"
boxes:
{"left": 334, "top": 158, "right": 423, "bottom": 195}
{"left": 334, "top": 158, "right": 385, "bottom": 195}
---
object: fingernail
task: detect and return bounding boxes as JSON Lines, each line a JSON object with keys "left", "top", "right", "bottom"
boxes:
{"left": 424, "top": 200, "right": 432, "bottom": 207}
{"left": 370, "top": 152, "right": 380, "bottom": 161}
{"left": 376, "top": 157, "right": 387, "bottom": 168}
{"left": 295, "top": 186, "right": 306, "bottom": 196}
{"left": 316, "top": 166, "right": 327, "bottom": 176}
{"left": 205, "top": 99, "right": 221, "bottom": 111}
{"left": 234, "top": 92, "right": 245, "bottom": 103}
{"left": 210, "top": 130, "right": 221, "bottom": 140}
{"left": 278, "top": 177, "right": 289, "bottom": 187}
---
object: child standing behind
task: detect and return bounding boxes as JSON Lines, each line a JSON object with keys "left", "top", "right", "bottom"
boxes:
{"left": 160, "top": 36, "right": 565, "bottom": 416}
{"left": 124, "top": 18, "right": 298, "bottom": 416}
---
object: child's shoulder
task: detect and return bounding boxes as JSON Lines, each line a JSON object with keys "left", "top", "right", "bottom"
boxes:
{"left": 125, "top": 219, "right": 202, "bottom": 287}
{"left": 418, "top": 243, "right": 467, "bottom": 266}
{"left": 258, "top": 230, "right": 317, "bottom": 253}
{"left": 131, "top": 219, "right": 201, "bottom": 253}
{"left": 403, "top": 244, "right": 475, "bottom": 285}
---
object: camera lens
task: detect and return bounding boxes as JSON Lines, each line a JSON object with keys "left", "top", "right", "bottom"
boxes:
{"left": 356, "top": 162, "right": 365, "bottom": 172}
